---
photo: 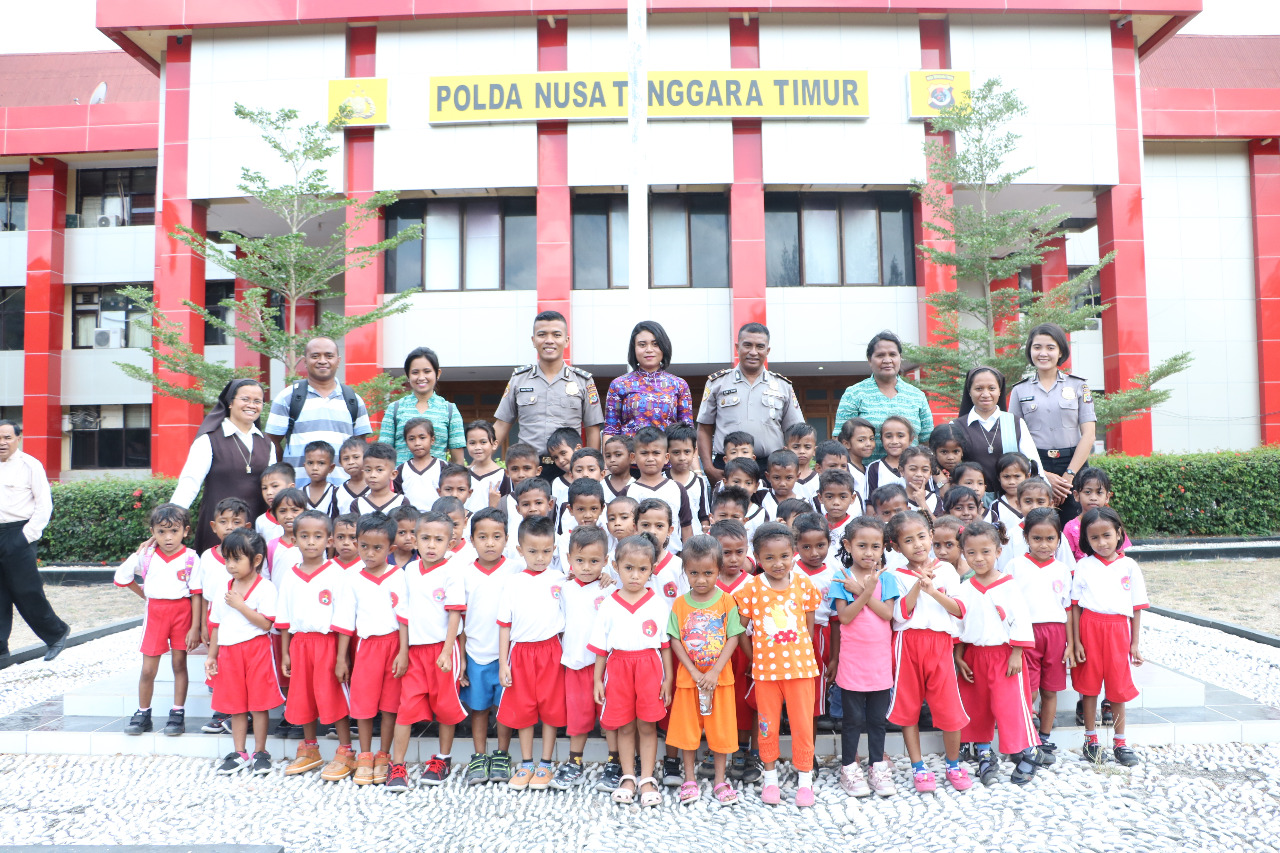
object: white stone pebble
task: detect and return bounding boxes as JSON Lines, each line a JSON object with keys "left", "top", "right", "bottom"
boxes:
{"left": 0, "top": 627, "right": 142, "bottom": 717}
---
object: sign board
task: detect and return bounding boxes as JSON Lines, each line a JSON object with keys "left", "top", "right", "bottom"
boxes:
{"left": 329, "top": 77, "right": 389, "bottom": 126}
{"left": 907, "top": 70, "right": 970, "bottom": 120}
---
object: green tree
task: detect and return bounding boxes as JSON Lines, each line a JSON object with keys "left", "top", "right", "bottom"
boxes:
{"left": 117, "top": 104, "right": 420, "bottom": 414}
{"left": 908, "top": 77, "right": 1190, "bottom": 433}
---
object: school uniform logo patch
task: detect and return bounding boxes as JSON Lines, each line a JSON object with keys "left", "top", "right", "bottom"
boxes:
{"left": 641, "top": 619, "right": 658, "bottom": 638}
{"left": 390, "top": 592, "right": 400, "bottom": 607}
{"left": 1121, "top": 576, "right": 1131, "bottom": 591}
{"left": 663, "top": 582, "right": 677, "bottom": 599}
{"left": 318, "top": 589, "right": 332, "bottom": 606}
{"left": 593, "top": 595, "right": 605, "bottom": 610}
{"left": 995, "top": 605, "right": 1007, "bottom": 621}
{"left": 177, "top": 569, "right": 190, "bottom": 583}
{"left": 550, "top": 585, "right": 562, "bottom": 599}
{"left": 1052, "top": 580, "right": 1065, "bottom": 594}
{"left": 432, "top": 588, "right": 446, "bottom": 603}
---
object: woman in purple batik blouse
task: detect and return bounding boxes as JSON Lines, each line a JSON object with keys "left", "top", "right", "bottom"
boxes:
{"left": 603, "top": 321, "right": 695, "bottom": 437}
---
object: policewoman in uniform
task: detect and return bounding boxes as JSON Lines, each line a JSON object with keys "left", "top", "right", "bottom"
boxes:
{"left": 695, "top": 322, "right": 805, "bottom": 483}
{"left": 1007, "top": 323, "right": 1096, "bottom": 521}
{"left": 493, "top": 310, "right": 604, "bottom": 473}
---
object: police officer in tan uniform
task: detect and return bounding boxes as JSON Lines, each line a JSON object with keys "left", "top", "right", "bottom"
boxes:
{"left": 1008, "top": 323, "right": 1096, "bottom": 521}
{"left": 696, "top": 322, "right": 805, "bottom": 483}
{"left": 494, "top": 310, "right": 604, "bottom": 469}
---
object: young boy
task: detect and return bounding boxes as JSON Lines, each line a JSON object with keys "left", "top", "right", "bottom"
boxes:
{"left": 630, "top": 427, "right": 694, "bottom": 552}
{"left": 664, "top": 534, "right": 744, "bottom": 805}
{"left": 116, "top": 504, "right": 198, "bottom": 738}
{"left": 761, "top": 449, "right": 801, "bottom": 520}
{"left": 503, "top": 443, "right": 544, "bottom": 539}
{"left": 635, "top": 498, "right": 689, "bottom": 611}
{"left": 776, "top": 498, "right": 812, "bottom": 528}
{"left": 602, "top": 434, "right": 635, "bottom": 502}
{"left": 256, "top": 463, "right": 296, "bottom": 541}
{"left": 193, "top": 497, "right": 251, "bottom": 735}
{"left": 331, "top": 512, "right": 361, "bottom": 569}
{"left": 709, "top": 488, "right": 753, "bottom": 532}
{"left": 558, "top": 448, "right": 606, "bottom": 536}
{"left": 350, "top": 442, "right": 413, "bottom": 516}
{"left": 337, "top": 437, "right": 370, "bottom": 508}
{"left": 302, "top": 441, "right": 340, "bottom": 517}
{"left": 818, "top": 469, "right": 862, "bottom": 552}
{"left": 710, "top": 519, "right": 760, "bottom": 783}
{"left": 433, "top": 495, "right": 472, "bottom": 561}
{"left": 606, "top": 495, "right": 639, "bottom": 556}
{"left": 510, "top": 477, "right": 555, "bottom": 545}
{"left": 722, "top": 458, "right": 768, "bottom": 535}
{"left": 721, "top": 431, "right": 756, "bottom": 466}
{"left": 497, "top": 515, "right": 568, "bottom": 790}
{"left": 388, "top": 505, "right": 420, "bottom": 570}
{"left": 838, "top": 420, "right": 876, "bottom": 501}
{"left": 386, "top": 511, "right": 469, "bottom": 791}
{"left": 458, "top": 507, "right": 519, "bottom": 785}
{"left": 276, "top": 510, "right": 355, "bottom": 780}
{"left": 332, "top": 512, "right": 410, "bottom": 786}
{"left": 393, "top": 417, "right": 441, "bottom": 512}
{"left": 546, "top": 427, "right": 583, "bottom": 505}
{"left": 560, "top": 478, "right": 606, "bottom": 570}
{"left": 785, "top": 423, "right": 820, "bottom": 502}
{"left": 437, "top": 464, "right": 476, "bottom": 514}
{"left": 266, "top": 488, "right": 306, "bottom": 590}
{"left": 666, "top": 424, "right": 710, "bottom": 532}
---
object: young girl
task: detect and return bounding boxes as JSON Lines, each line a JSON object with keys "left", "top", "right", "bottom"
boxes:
{"left": 927, "top": 423, "right": 969, "bottom": 497}
{"left": 1005, "top": 507, "right": 1073, "bottom": 762}
{"left": 393, "top": 418, "right": 441, "bottom": 511}
{"left": 988, "top": 453, "right": 1033, "bottom": 528}
{"left": 792, "top": 513, "right": 840, "bottom": 726}
{"left": 205, "top": 528, "right": 283, "bottom": 775}
{"left": 866, "top": 416, "right": 911, "bottom": 495}
{"left": 1072, "top": 507, "right": 1148, "bottom": 768}
{"left": 884, "top": 511, "right": 972, "bottom": 793}
{"left": 838, "top": 418, "right": 876, "bottom": 501}
{"left": 590, "top": 534, "right": 673, "bottom": 807}
{"left": 828, "top": 517, "right": 898, "bottom": 798}
{"left": 952, "top": 520, "right": 1040, "bottom": 786}
{"left": 266, "top": 488, "right": 307, "bottom": 590}
{"left": 463, "top": 420, "right": 511, "bottom": 515}
{"left": 930, "top": 515, "right": 968, "bottom": 580}
{"left": 900, "top": 446, "right": 939, "bottom": 516}
{"left": 634, "top": 498, "right": 689, "bottom": 609}
{"left": 734, "top": 523, "right": 822, "bottom": 808}
{"left": 941, "top": 486, "right": 984, "bottom": 525}
{"left": 950, "top": 462, "right": 989, "bottom": 505}
{"left": 1063, "top": 469, "right": 1132, "bottom": 560}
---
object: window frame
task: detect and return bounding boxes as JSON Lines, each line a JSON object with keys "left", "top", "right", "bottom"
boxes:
{"left": 74, "top": 167, "right": 158, "bottom": 228}
{"left": 764, "top": 191, "right": 915, "bottom": 288}
{"left": 384, "top": 196, "right": 537, "bottom": 293}
{"left": 0, "top": 173, "right": 28, "bottom": 232}
{"left": 571, "top": 194, "right": 628, "bottom": 291}
{"left": 0, "top": 287, "right": 24, "bottom": 351}
{"left": 70, "top": 284, "right": 150, "bottom": 349}
{"left": 204, "top": 280, "right": 236, "bottom": 346}
{"left": 648, "top": 191, "right": 730, "bottom": 289}
{"left": 68, "top": 404, "right": 152, "bottom": 470}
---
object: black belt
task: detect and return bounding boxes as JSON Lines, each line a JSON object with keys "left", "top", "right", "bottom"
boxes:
{"left": 1043, "top": 448, "right": 1076, "bottom": 459}
{"left": 0, "top": 520, "right": 28, "bottom": 529}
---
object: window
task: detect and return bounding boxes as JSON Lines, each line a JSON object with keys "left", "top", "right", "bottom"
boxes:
{"left": 572, "top": 196, "right": 629, "bottom": 290}
{"left": 0, "top": 174, "right": 27, "bottom": 231}
{"left": 0, "top": 406, "right": 20, "bottom": 429}
{"left": 384, "top": 197, "right": 536, "bottom": 292}
{"left": 69, "top": 405, "right": 151, "bottom": 469}
{"left": 0, "top": 288, "right": 23, "bottom": 351}
{"left": 650, "top": 193, "right": 729, "bottom": 288}
{"left": 72, "top": 285, "right": 150, "bottom": 349}
{"left": 75, "top": 167, "right": 157, "bottom": 227}
{"left": 205, "top": 281, "right": 235, "bottom": 345}
{"left": 765, "top": 192, "right": 915, "bottom": 287}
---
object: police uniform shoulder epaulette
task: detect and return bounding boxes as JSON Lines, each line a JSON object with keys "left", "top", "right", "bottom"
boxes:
{"left": 1065, "top": 373, "right": 1088, "bottom": 382}
{"left": 770, "top": 371, "right": 793, "bottom": 386}
{"left": 1009, "top": 376, "right": 1033, "bottom": 388}
{"left": 706, "top": 368, "right": 732, "bottom": 382}
{"left": 511, "top": 364, "right": 533, "bottom": 376}
{"left": 567, "top": 364, "right": 594, "bottom": 379}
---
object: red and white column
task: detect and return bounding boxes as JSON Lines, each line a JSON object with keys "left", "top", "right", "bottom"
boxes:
{"left": 1031, "top": 236, "right": 1068, "bottom": 293}
{"left": 1096, "top": 20, "right": 1153, "bottom": 455}
{"left": 535, "top": 18, "right": 572, "bottom": 339}
{"left": 22, "top": 157, "right": 67, "bottom": 477}
{"left": 342, "top": 25, "right": 383, "bottom": 392}
{"left": 153, "top": 35, "right": 207, "bottom": 477}
{"left": 729, "top": 16, "right": 766, "bottom": 342}
{"left": 1250, "top": 138, "right": 1280, "bottom": 445}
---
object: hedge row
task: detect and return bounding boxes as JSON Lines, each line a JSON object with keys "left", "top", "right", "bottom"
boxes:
{"left": 39, "top": 477, "right": 195, "bottom": 565}
{"left": 1091, "top": 447, "right": 1280, "bottom": 537}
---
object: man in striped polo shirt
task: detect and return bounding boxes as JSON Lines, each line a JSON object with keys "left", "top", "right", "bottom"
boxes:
{"left": 266, "top": 337, "right": 373, "bottom": 485}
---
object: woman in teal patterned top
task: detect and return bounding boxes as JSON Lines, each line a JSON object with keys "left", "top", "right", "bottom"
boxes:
{"left": 379, "top": 347, "right": 466, "bottom": 464}
{"left": 833, "top": 330, "right": 934, "bottom": 462}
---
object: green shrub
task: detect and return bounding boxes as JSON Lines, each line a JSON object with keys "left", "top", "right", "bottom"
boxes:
{"left": 39, "top": 478, "right": 198, "bottom": 564}
{"left": 1091, "top": 447, "right": 1280, "bottom": 537}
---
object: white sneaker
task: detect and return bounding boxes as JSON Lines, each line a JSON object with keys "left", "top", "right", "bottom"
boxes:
{"left": 869, "top": 760, "right": 896, "bottom": 797}
{"left": 839, "top": 762, "right": 871, "bottom": 797}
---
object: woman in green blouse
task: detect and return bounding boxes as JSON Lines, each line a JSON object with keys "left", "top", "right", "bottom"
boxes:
{"left": 379, "top": 347, "right": 466, "bottom": 464}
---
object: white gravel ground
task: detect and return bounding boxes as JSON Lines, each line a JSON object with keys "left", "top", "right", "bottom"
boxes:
{"left": 0, "top": 627, "right": 142, "bottom": 717}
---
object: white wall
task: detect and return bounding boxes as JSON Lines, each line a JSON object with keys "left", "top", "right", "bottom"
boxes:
{"left": 61, "top": 347, "right": 154, "bottom": 405}
{"left": 758, "top": 13, "right": 924, "bottom": 186}
{"left": 1143, "top": 141, "right": 1259, "bottom": 452}
{"left": 64, "top": 226, "right": 153, "bottom": 283}
{"left": 0, "top": 231, "right": 24, "bottom": 287}
{"left": 0, "top": 351, "right": 23, "bottom": 405}
{"left": 381, "top": 289, "right": 539, "bottom": 370}
{"left": 188, "top": 25, "right": 348, "bottom": 200}
{"left": 569, "top": 288, "right": 733, "bottom": 369}
{"left": 0, "top": 0, "right": 116, "bottom": 54}
{"left": 376, "top": 20, "right": 538, "bottom": 192}
{"left": 1182, "top": 0, "right": 1280, "bottom": 35}
{"left": 949, "top": 15, "right": 1117, "bottom": 187}
{"left": 766, "top": 286, "right": 920, "bottom": 365}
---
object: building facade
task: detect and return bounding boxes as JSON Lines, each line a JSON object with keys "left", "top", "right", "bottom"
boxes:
{"left": 1, "top": 0, "right": 1273, "bottom": 480}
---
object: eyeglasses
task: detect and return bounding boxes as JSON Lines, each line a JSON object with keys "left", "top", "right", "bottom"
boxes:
{"left": 233, "top": 397, "right": 263, "bottom": 406}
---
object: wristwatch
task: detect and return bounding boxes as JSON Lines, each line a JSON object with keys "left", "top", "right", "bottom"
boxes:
{"left": 1064, "top": 468, "right": 1076, "bottom": 477}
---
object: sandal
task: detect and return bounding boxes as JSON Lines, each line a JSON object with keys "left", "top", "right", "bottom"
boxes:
{"left": 678, "top": 780, "right": 700, "bottom": 804}
{"left": 713, "top": 782, "right": 738, "bottom": 806}
{"left": 611, "top": 774, "right": 637, "bottom": 804}
{"left": 638, "top": 776, "right": 662, "bottom": 807}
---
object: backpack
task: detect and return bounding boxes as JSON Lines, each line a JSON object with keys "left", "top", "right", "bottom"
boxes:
{"left": 285, "top": 379, "right": 360, "bottom": 442}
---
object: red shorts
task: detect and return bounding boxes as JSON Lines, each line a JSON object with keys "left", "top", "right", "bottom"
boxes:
{"left": 564, "top": 665, "right": 601, "bottom": 737}
{"left": 496, "top": 637, "right": 567, "bottom": 730}
{"left": 283, "top": 632, "right": 349, "bottom": 726}
{"left": 887, "top": 629, "right": 969, "bottom": 732}
{"left": 348, "top": 632, "right": 404, "bottom": 719}
{"left": 812, "top": 622, "right": 831, "bottom": 717}
{"left": 600, "top": 649, "right": 667, "bottom": 730}
{"left": 1024, "top": 622, "right": 1068, "bottom": 694}
{"left": 397, "top": 641, "right": 467, "bottom": 726}
{"left": 140, "top": 598, "right": 192, "bottom": 657}
{"left": 958, "top": 644, "right": 1039, "bottom": 755}
{"left": 731, "top": 645, "right": 753, "bottom": 731}
{"left": 211, "top": 634, "right": 284, "bottom": 715}
{"left": 1072, "top": 611, "right": 1139, "bottom": 703}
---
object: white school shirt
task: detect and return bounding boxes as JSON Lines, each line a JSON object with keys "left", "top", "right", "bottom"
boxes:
{"left": 586, "top": 590, "right": 672, "bottom": 655}
{"left": 795, "top": 557, "right": 840, "bottom": 625}
{"left": 192, "top": 545, "right": 227, "bottom": 597}
{"left": 1005, "top": 553, "right": 1072, "bottom": 625}
{"left": 114, "top": 546, "right": 196, "bottom": 601}
{"left": 402, "top": 557, "right": 467, "bottom": 646}
{"left": 208, "top": 575, "right": 278, "bottom": 647}
{"left": 560, "top": 577, "right": 608, "bottom": 669}
{"left": 267, "top": 539, "right": 302, "bottom": 592}
{"left": 496, "top": 568, "right": 567, "bottom": 645}
{"left": 999, "top": 518, "right": 1076, "bottom": 573}
{"left": 603, "top": 476, "right": 633, "bottom": 503}
{"left": 891, "top": 562, "right": 964, "bottom": 636}
{"left": 465, "top": 468, "right": 511, "bottom": 515}
{"left": 337, "top": 481, "right": 369, "bottom": 513}
{"left": 847, "top": 464, "right": 869, "bottom": 503}
{"left": 275, "top": 561, "right": 349, "bottom": 635}
{"left": 331, "top": 566, "right": 408, "bottom": 639}
{"left": 649, "top": 551, "right": 688, "bottom": 610}
{"left": 305, "top": 483, "right": 340, "bottom": 518}
{"left": 396, "top": 457, "right": 442, "bottom": 511}
{"left": 794, "top": 470, "right": 820, "bottom": 503}
{"left": 866, "top": 459, "right": 906, "bottom": 495}
{"left": 955, "top": 574, "right": 1035, "bottom": 648}
{"left": 255, "top": 512, "right": 283, "bottom": 542}
{"left": 1071, "top": 554, "right": 1150, "bottom": 618}
{"left": 348, "top": 492, "right": 412, "bottom": 517}
{"left": 744, "top": 504, "right": 769, "bottom": 539}
{"left": 504, "top": 495, "right": 522, "bottom": 542}
{"left": 552, "top": 475, "right": 571, "bottom": 507}
{"left": 672, "top": 471, "right": 711, "bottom": 525}
{"left": 628, "top": 477, "right": 693, "bottom": 551}
{"left": 459, "top": 556, "right": 519, "bottom": 665}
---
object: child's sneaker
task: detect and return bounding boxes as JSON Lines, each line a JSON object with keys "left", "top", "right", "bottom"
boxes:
{"left": 465, "top": 753, "right": 490, "bottom": 785}
{"left": 696, "top": 750, "right": 716, "bottom": 780}
{"left": 324, "top": 723, "right": 341, "bottom": 740}
{"left": 529, "top": 763, "right": 554, "bottom": 790}
{"left": 201, "top": 713, "right": 230, "bottom": 734}
{"left": 945, "top": 765, "right": 973, "bottom": 791}
{"left": 488, "top": 750, "right": 513, "bottom": 783}
{"left": 728, "top": 749, "right": 746, "bottom": 780}
{"left": 795, "top": 786, "right": 815, "bottom": 807}
{"left": 595, "top": 759, "right": 623, "bottom": 792}
{"left": 216, "top": 751, "right": 249, "bottom": 775}
{"left": 1033, "top": 741, "right": 1058, "bottom": 765}
{"left": 509, "top": 764, "right": 535, "bottom": 790}
{"left": 386, "top": 762, "right": 410, "bottom": 792}
{"left": 662, "top": 755, "right": 683, "bottom": 787}
{"left": 977, "top": 750, "right": 999, "bottom": 786}
{"left": 739, "top": 750, "right": 763, "bottom": 785}
{"left": 285, "top": 741, "right": 323, "bottom": 775}
{"left": 123, "top": 709, "right": 152, "bottom": 736}
{"left": 958, "top": 742, "right": 978, "bottom": 763}
{"left": 551, "top": 758, "right": 585, "bottom": 789}
{"left": 421, "top": 755, "right": 452, "bottom": 785}
{"left": 162, "top": 708, "right": 185, "bottom": 737}
{"left": 1011, "top": 749, "right": 1039, "bottom": 785}
{"left": 1101, "top": 700, "right": 1115, "bottom": 725}
{"left": 251, "top": 751, "right": 272, "bottom": 776}
{"left": 1113, "top": 745, "right": 1140, "bottom": 767}
{"left": 321, "top": 745, "right": 356, "bottom": 782}
{"left": 838, "top": 763, "right": 871, "bottom": 797}
{"left": 372, "top": 751, "right": 391, "bottom": 785}
{"left": 1082, "top": 739, "right": 1106, "bottom": 764}
{"left": 354, "top": 752, "right": 376, "bottom": 785}
{"left": 869, "top": 761, "right": 896, "bottom": 797}
{"left": 912, "top": 769, "right": 937, "bottom": 793}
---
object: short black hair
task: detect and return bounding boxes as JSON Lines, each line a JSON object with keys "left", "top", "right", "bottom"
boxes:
{"left": 776, "top": 498, "right": 812, "bottom": 522}
{"left": 866, "top": 329, "right": 903, "bottom": 360}
{"left": 681, "top": 534, "right": 723, "bottom": 568}
{"left": 766, "top": 449, "right": 799, "bottom": 472}
{"left": 339, "top": 436, "right": 367, "bottom": 457}
{"left": 723, "top": 457, "right": 760, "bottom": 482}
{"left": 534, "top": 309, "right": 568, "bottom": 328}
{"left": 940, "top": 485, "right": 981, "bottom": 515}
{"left": 416, "top": 510, "right": 455, "bottom": 534}
{"left": 604, "top": 434, "right": 635, "bottom": 453}
{"left": 792, "top": 511, "right": 831, "bottom": 542}
{"left": 837, "top": 418, "right": 875, "bottom": 442}
{"left": 303, "top": 440, "right": 335, "bottom": 462}
{"left": 818, "top": 468, "right": 856, "bottom": 494}
{"left": 403, "top": 417, "right": 435, "bottom": 441}
{"left": 471, "top": 506, "right": 508, "bottom": 535}
{"left": 213, "top": 497, "right": 251, "bottom": 519}
{"left": 627, "top": 321, "right": 674, "bottom": 370}
{"left": 568, "top": 523, "right": 608, "bottom": 554}
{"left": 568, "top": 477, "right": 605, "bottom": 507}
{"left": 438, "top": 463, "right": 470, "bottom": 486}
{"left": 1026, "top": 322, "right": 1071, "bottom": 366}
{"left": 664, "top": 422, "right": 696, "bottom": 447}
{"left": 709, "top": 519, "right": 748, "bottom": 542}
{"left": 335, "top": 512, "right": 359, "bottom": 531}
{"left": 363, "top": 441, "right": 397, "bottom": 464}
{"left": 711, "top": 486, "right": 751, "bottom": 515}
{"left": 636, "top": 497, "right": 673, "bottom": 526}
{"left": 723, "top": 431, "right": 755, "bottom": 451}
{"left": 869, "top": 483, "right": 909, "bottom": 511}
{"left": 294, "top": 509, "right": 334, "bottom": 534}
{"left": 570, "top": 447, "right": 604, "bottom": 471}
{"left": 608, "top": 495, "right": 639, "bottom": 514}
{"left": 431, "top": 495, "right": 466, "bottom": 517}
{"left": 517, "top": 513, "right": 555, "bottom": 544}
{"left": 389, "top": 505, "right": 420, "bottom": 526}
{"left": 951, "top": 461, "right": 986, "bottom": 487}
{"left": 149, "top": 503, "right": 191, "bottom": 530}
{"left": 505, "top": 442, "right": 540, "bottom": 464}
{"left": 261, "top": 462, "right": 296, "bottom": 483}
{"left": 271, "top": 488, "right": 307, "bottom": 513}
{"left": 633, "top": 426, "right": 667, "bottom": 448}
{"left": 737, "top": 322, "right": 770, "bottom": 341}
{"left": 547, "top": 427, "right": 581, "bottom": 454}
{"left": 221, "top": 527, "right": 267, "bottom": 570}
{"left": 357, "top": 512, "right": 396, "bottom": 543}
{"left": 785, "top": 422, "right": 817, "bottom": 441}
{"left": 815, "top": 440, "right": 850, "bottom": 464}
{"left": 752, "top": 521, "right": 795, "bottom": 553}
{"left": 515, "top": 477, "right": 553, "bottom": 500}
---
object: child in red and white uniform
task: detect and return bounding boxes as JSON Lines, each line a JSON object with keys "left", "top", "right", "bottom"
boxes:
{"left": 885, "top": 510, "right": 973, "bottom": 794}
{"left": 496, "top": 515, "right": 568, "bottom": 791}
{"left": 255, "top": 463, "right": 294, "bottom": 541}
{"left": 330, "top": 513, "right": 361, "bottom": 570}
{"left": 1072, "top": 506, "right": 1149, "bottom": 768}
{"left": 818, "top": 470, "right": 863, "bottom": 560}
{"left": 276, "top": 510, "right": 354, "bottom": 781}
{"left": 115, "top": 503, "right": 198, "bottom": 738}
{"left": 994, "top": 479, "right": 1076, "bottom": 572}
{"left": 393, "top": 418, "right": 442, "bottom": 511}
{"left": 1063, "top": 468, "right": 1133, "bottom": 560}
{"left": 266, "top": 488, "right": 306, "bottom": 590}
{"left": 590, "top": 533, "right": 673, "bottom": 808}
{"left": 191, "top": 496, "right": 251, "bottom": 735}
{"left": 953, "top": 520, "right": 1042, "bottom": 786}
{"left": 1004, "top": 506, "right": 1073, "bottom": 762}
{"left": 791, "top": 513, "right": 839, "bottom": 726}
{"left": 205, "top": 528, "right": 283, "bottom": 776}
{"left": 711, "top": 519, "right": 760, "bottom": 782}
{"left": 331, "top": 512, "right": 409, "bottom": 786}
{"left": 385, "top": 511, "right": 468, "bottom": 791}
{"left": 633, "top": 499, "right": 688, "bottom": 610}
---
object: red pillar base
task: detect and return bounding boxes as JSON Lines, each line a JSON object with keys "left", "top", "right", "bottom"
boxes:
{"left": 22, "top": 158, "right": 68, "bottom": 478}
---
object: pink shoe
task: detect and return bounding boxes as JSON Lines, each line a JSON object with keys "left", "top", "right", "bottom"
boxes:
{"left": 795, "top": 786, "right": 815, "bottom": 807}
{"left": 913, "top": 769, "right": 936, "bottom": 793}
{"left": 761, "top": 784, "right": 782, "bottom": 804}
{"left": 946, "top": 766, "right": 974, "bottom": 791}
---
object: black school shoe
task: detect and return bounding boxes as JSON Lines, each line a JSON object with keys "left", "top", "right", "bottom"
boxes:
{"left": 662, "top": 755, "right": 683, "bottom": 787}
{"left": 739, "top": 750, "right": 764, "bottom": 785}
{"left": 1101, "top": 701, "right": 1115, "bottom": 725}
{"left": 959, "top": 743, "right": 979, "bottom": 763}
{"left": 202, "top": 713, "right": 230, "bottom": 734}
{"left": 162, "top": 708, "right": 185, "bottom": 737}
{"left": 1010, "top": 749, "right": 1038, "bottom": 785}
{"left": 123, "top": 709, "right": 152, "bottom": 735}
{"left": 251, "top": 751, "right": 273, "bottom": 776}
{"left": 977, "top": 750, "right": 999, "bottom": 786}
{"left": 217, "top": 752, "right": 249, "bottom": 774}
{"left": 1113, "top": 745, "right": 1140, "bottom": 767}
{"left": 1081, "top": 740, "right": 1106, "bottom": 764}
{"left": 596, "top": 759, "right": 623, "bottom": 792}
{"left": 1031, "top": 742, "right": 1058, "bottom": 766}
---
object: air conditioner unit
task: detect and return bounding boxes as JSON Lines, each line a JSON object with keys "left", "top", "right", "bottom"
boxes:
{"left": 97, "top": 214, "right": 122, "bottom": 228}
{"left": 93, "top": 328, "right": 123, "bottom": 349}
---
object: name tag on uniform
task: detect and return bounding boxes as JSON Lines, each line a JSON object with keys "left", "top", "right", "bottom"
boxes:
{"left": 720, "top": 390, "right": 740, "bottom": 407}
{"left": 566, "top": 382, "right": 580, "bottom": 396}
{"left": 519, "top": 387, "right": 534, "bottom": 393}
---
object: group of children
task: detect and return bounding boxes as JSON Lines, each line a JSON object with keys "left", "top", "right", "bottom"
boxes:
{"left": 116, "top": 411, "right": 1148, "bottom": 803}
